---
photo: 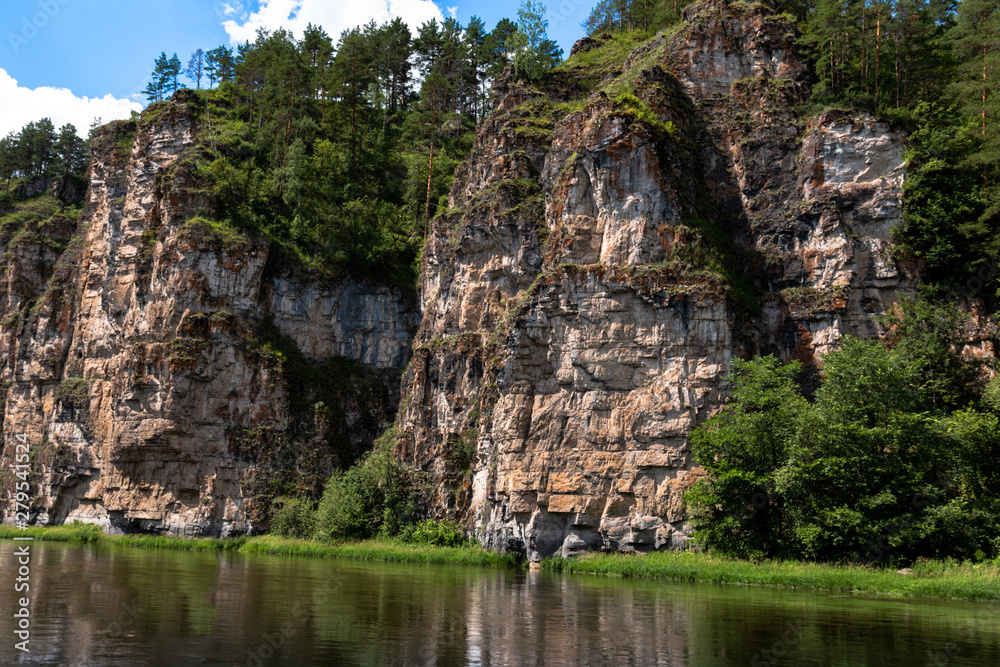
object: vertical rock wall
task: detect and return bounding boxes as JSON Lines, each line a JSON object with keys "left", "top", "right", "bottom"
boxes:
{"left": 398, "top": 0, "right": 916, "bottom": 559}
{"left": 0, "top": 93, "right": 418, "bottom": 536}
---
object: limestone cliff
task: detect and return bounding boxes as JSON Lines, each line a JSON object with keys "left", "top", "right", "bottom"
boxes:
{"left": 397, "top": 0, "right": 915, "bottom": 560}
{"left": 0, "top": 0, "right": 918, "bottom": 553}
{"left": 0, "top": 93, "right": 418, "bottom": 536}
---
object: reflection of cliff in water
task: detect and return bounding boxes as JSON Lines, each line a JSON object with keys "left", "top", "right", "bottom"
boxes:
{"left": 3, "top": 541, "right": 998, "bottom": 666}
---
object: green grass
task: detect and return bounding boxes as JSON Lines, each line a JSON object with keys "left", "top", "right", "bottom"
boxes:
{"left": 5, "top": 524, "right": 998, "bottom": 601}
{"left": 178, "top": 216, "right": 253, "bottom": 252}
{"left": 0, "top": 524, "right": 516, "bottom": 568}
{"left": 240, "top": 535, "right": 518, "bottom": 567}
{"left": 0, "top": 523, "right": 104, "bottom": 543}
{"left": 542, "top": 551, "right": 1000, "bottom": 603}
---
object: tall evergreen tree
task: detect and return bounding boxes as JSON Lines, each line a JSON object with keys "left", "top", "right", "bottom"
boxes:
{"left": 465, "top": 16, "right": 488, "bottom": 122}
{"left": 54, "top": 124, "right": 88, "bottom": 177}
{"left": 166, "top": 53, "right": 183, "bottom": 94}
{"left": 0, "top": 133, "right": 16, "bottom": 191}
{"left": 484, "top": 18, "right": 518, "bottom": 80}
{"left": 143, "top": 52, "right": 170, "bottom": 102}
{"left": 950, "top": 0, "right": 1000, "bottom": 219}
{"left": 205, "top": 45, "right": 236, "bottom": 88}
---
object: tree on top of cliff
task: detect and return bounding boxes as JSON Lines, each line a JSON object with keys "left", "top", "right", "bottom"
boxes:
{"left": 507, "top": 0, "right": 563, "bottom": 81}
{"left": 0, "top": 118, "right": 88, "bottom": 189}
{"left": 583, "top": 0, "right": 693, "bottom": 35}
{"left": 204, "top": 45, "right": 236, "bottom": 88}
{"left": 187, "top": 48, "right": 206, "bottom": 90}
{"left": 143, "top": 52, "right": 184, "bottom": 102}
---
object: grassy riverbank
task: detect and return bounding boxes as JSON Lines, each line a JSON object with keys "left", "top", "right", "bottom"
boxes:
{"left": 0, "top": 523, "right": 517, "bottom": 568}
{"left": 4, "top": 524, "right": 998, "bottom": 601}
{"left": 542, "top": 551, "right": 1000, "bottom": 602}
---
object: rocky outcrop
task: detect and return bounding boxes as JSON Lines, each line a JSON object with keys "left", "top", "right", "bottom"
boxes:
{"left": 0, "top": 0, "right": 920, "bottom": 553}
{"left": 10, "top": 175, "right": 87, "bottom": 205}
{"left": 0, "top": 93, "right": 418, "bottom": 536}
{"left": 397, "top": 0, "right": 916, "bottom": 559}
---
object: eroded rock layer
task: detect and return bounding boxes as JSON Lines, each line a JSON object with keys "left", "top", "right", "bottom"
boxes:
{"left": 397, "top": 0, "right": 915, "bottom": 560}
{"left": 0, "top": 94, "right": 418, "bottom": 536}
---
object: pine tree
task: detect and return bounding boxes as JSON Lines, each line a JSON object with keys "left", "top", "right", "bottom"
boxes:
{"left": 333, "top": 27, "right": 375, "bottom": 179}
{"left": 205, "top": 45, "right": 236, "bottom": 88}
{"left": 484, "top": 18, "right": 517, "bottom": 79}
{"left": 0, "top": 133, "right": 16, "bottom": 191}
{"left": 144, "top": 52, "right": 170, "bottom": 102}
{"left": 166, "top": 53, "right": 183, "bottom": 94}
{"left": 187, "top": 49, "right": 206, "bottom": 89}
{"left": 54, "top": 124, "right": 88, "bottom": 177}
{"left": 465, "top": 16, "right": 488, "bottom": 123}
{"left": 950, "top": 0, "right": 1000, "bottom": 219}
{"left": 300, "top": 24, "right": 334, "bottom": 102}
{"left": 382, "top": 18, "right": 413, "bottom": 115}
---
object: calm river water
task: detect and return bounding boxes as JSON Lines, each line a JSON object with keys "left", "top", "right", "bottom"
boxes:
{"left": 1, "top": 540, "right": 998, "bottom": 666}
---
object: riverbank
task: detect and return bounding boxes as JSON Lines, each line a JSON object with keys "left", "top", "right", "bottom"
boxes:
{"left": 543, "top": 551, "right": 1000, "bottom": 602}
{"left": 4, "top": 524, "right": 998, "bottom": 602}
{"left": 0, "top": 523, "right": 517, "bottom": 568}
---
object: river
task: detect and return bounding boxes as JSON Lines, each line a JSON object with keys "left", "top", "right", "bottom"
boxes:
{"left": 1, "top": 540, "right": 998, "bottom": 665}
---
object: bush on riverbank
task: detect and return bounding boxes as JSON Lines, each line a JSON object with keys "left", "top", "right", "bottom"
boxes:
{"left": 315, "top": 428, "right": 418, "bottom": 540}
{"left": 686, "top": 298, "right": 1000, "bottom": 564}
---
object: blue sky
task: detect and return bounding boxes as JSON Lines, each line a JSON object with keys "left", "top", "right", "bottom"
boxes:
{"left": 0, "top": 0, "right": 593, "bottom": 137}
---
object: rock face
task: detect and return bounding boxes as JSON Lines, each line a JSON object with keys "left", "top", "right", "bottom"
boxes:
{"left": 0, "top": 94, "right": 418, "bottom": 536}
{"left": 397, "top": 0, "right": 915, "bottom": 560}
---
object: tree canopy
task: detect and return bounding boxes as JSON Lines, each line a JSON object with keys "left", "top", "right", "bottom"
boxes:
{"left": 136, "top": 12, "right": 532, "bottom": 285}
{"left": 687, "top": 299, "right": 1000, "bottom": 564}
{"left": 0, "top": 119, "right": 88, "bottom": 190}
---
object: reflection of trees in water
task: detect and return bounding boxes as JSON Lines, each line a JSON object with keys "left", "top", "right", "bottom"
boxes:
{"left": 4, "top": 542, "right": 1000, "bottom": 666}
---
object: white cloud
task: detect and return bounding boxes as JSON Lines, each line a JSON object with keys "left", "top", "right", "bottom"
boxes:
{"left": 0, "top": 69, "right": 141, "bottom": 138}
{"left": 447, "top": 6, "right": 457, "bottom": 18}
{"left": 221, "top": 2, "right": 242, "bottom": 17}
{"left": 222, "top": 0, "right": 444, "bottom": 44}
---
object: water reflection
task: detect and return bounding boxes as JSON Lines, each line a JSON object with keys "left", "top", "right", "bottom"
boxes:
{"left": 1, "top": 541, "right": 998, "bottom": 666}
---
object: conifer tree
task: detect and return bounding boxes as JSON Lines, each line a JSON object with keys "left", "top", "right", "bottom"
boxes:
{"left": 484, "top": 18, "right": 517, "bottom": 79}
{"left": 205, "top": 45, "right": 236, "bottom": 88}
{"left": 950, "top": 0, "right": 1000, "bottom": 219}
{"left": 54, "top": 124, "right": 87, "bottom": 177}
{"left": 0, "top": 133, "right": 16, "bottom": 191}
{"left": 143, "top": 52, "right": 170, "bottom": 102}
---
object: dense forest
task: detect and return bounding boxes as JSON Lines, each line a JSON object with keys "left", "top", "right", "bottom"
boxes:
{"left": 126, "top": 1, "right": 560, "bottom": 286}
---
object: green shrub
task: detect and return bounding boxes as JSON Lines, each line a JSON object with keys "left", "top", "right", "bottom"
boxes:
{"left": 400, "top": 519, "right": 468, "bottom": 547}
{"left": 687, "top": 334, "right": 1000, "bottom": 564}
{"left": 316, "top": 428, "right": 415, "bottom": 540}
{"left": 269, "top": 496, "right": 317, "bottom": 538}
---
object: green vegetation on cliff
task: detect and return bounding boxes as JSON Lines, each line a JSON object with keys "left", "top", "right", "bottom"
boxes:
{"left": 583, "top": 0, "right": 1000, "bottom": 304}
{"left": 686, "top": 298, "right": 1000, "bottom": 564}
{"left": 137, "top": 3, "right": 562, "bottom": 287}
